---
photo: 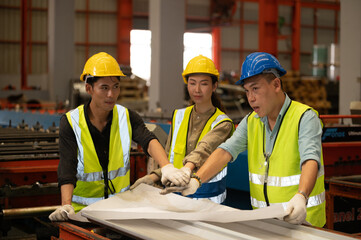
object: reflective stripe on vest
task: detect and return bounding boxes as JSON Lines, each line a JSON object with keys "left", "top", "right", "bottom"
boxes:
{"left": 72, "top": 185, "right": 130, "bottom": 206}
{"left": 168, "top": 108, "right": 187, "bottom": 167}
{"left": 169, "top": 106, "right": 232, "bottom": 203}
{"left": 66, "top": 104, "right": 132, "bottom": 209}
{"left": 251, "top": 191, "right": 326, "bottom": 209}
{"left": 247, "top": 101, "right": 326, "bottom": 227}
{"left": 249, "top": 167, "right": 324, "bottom": 187}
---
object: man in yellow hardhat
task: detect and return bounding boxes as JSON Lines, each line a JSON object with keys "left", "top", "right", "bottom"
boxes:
{"left": 49, "top": 52, "right": 189, "bottom": 221}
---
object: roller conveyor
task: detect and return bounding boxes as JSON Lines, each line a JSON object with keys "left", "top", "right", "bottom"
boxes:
{"left": 0, "top": 126, "right": 61, "bottom": 211}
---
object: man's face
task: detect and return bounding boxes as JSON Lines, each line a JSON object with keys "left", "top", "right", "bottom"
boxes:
{"left": 243, "top": 76, "right": 277, "bottom": 118}
{"left": 86, "top": 76, "right": 120, "bottom": 112}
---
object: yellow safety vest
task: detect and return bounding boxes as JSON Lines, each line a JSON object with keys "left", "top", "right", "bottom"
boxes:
{"left": 247, "top": 101, "right": 326, "bottom": 227}
{"left": 169, "top": 105, "right": 233, "bottom": 203}
{"left": 66, "top": 104, "right": 132, "bottom": 212}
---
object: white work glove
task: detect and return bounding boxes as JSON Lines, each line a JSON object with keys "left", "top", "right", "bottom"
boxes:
{"left": 161, "top": 164, "right": 190, "bottom": 187}
{"left": 130, "top": 175, "right": 155, "bottom": 190}
{"left": 160, "top": 178, "right": 200, "bottom": 196}
{"left": 49, "top": 204, "right": 75, "bottom": 222}
{"left": 180, "top": 166, "right": 192, "bottom": 178}
{"left": 283, "top": 193, "right": 307, "bottom": 225}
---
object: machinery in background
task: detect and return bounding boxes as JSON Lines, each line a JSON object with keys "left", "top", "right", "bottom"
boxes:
{"left": 0, "top": 129, "right": 60, "bottom": 208}
{"left": 0, "top": 119, "right": 61, "bottom": 237}
{"left": 326, "top": 175, "right": 361, "bottom": 236}
{"left": 321, "top": 115, "right": 361, "bottom": 235}
{"left": 321, "top": 115, "right": 361, "bottom": 178}
{"left": 0, "top": 113, "right": 61, "bottom": 208}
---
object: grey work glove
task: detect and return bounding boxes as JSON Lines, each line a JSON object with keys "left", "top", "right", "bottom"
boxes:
{"left": 130, "top": 175, "right": 155, "bottom": 190}
{"left": 161, "top": 164, "right": 190, "bottom": 187}
{"left": 283, "top": 193, "right": 307, "bottom": 225}
{"left": 160, "top": 178, "right": 200, "bottom": 196}
{"left": 49, "top": 204, "right": 75, "bottom": 222}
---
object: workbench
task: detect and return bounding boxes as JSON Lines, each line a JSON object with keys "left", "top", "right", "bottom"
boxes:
{"left": 326, "top": 175, "right": 361, "bottom": 236}
{"left": 55, "top": 218, "right": 361, "bottom": 240}
{"left": 51, "top": 184, "right": 360, "bottom": 240}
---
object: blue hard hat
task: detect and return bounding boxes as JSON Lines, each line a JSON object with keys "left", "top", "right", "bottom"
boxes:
{"left": 236, "top": 52, "right": 287, "bottom": 85}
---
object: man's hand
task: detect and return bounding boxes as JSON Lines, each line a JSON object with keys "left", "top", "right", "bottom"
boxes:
{"left": 130, "top": 175, "right": 155, "bottom": 190}
{"left": 161, "top": 164, "right": 190, "bottom": 186}
{"left": 49, "top": 204, "right": 75, "bottom": 221}
{"left": 283, "top": 193, "right": 307, "bottom": 225}
{"left": 160, "top": 178, "right": 200, "bottom": 196}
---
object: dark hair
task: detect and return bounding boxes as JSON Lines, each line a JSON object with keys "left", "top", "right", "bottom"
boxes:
{"left": 85, "top": 76, "right": 120, "bottom": 86}
{"left": 246, "top": 73, "right": 283, "bottom": 90}
{"left": 186, "top": 74, "right": 226, "bottom": 113}
{"left": 264, "top": 73, "right": 283, "bottom": 89}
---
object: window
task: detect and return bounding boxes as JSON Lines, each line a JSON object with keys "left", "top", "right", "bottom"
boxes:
{"left": 183, "top": 32, "right": 213, "bottom": 69}
{"left": 130, "top": 30, "right": 152, "bottom": 83}
{"left": 130, "top": 30, "right": 212, "bottom": 85}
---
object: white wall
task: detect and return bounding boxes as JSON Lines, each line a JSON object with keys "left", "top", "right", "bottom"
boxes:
{"left": 149, "top": 0, "right": 185, "bottom": 114}
{"left": 339, "top": 0, "right": 361, "bottom": 116}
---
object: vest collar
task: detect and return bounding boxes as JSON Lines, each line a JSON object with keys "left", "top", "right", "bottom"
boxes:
{"left": 193, "top": 105, "right": 216, "bottom": 115}
{"left": 84, "top": 99, "right": 113, "bottom": 131}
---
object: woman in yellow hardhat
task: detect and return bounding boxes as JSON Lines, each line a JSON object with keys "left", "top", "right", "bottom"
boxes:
{"left": 49, "top": 52, "right": 189, "bottom": 221}
{"left": 131, "top": 55, "right": 234, "bottom": 203}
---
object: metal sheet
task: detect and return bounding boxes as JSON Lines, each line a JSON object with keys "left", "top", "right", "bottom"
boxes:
{"left": 79, "top": 184, "right": 285, "bottom": 223}
{"left": 77, "top": 185, "right": 358, "bottom": 240}
{"left": 83, "top": 216, "right": 357, "bottom": 240}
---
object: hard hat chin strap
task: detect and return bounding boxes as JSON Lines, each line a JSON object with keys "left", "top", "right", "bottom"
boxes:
{"left": 262, "top": 69, "right": 280, "bottom": 79}
{"left": 85, "top": 75, "right": 94, "bottom": 83}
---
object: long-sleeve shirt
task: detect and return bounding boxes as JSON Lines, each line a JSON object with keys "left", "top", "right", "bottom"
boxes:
{"left": 57, "top": 100, "right": 157, "bottom": 187}
{"left": 152, "top": 107, "right": 233, "bottom": 177}
{"left": 219, "top": 94, "right": 322, "bottom": 170}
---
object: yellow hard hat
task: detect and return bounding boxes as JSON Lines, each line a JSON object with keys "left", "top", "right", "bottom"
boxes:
{"left": 182, "top": 55, "right": 219, "bottom": 83}
{"left": 80, "top": 52, "right": 125, "bottom": 81}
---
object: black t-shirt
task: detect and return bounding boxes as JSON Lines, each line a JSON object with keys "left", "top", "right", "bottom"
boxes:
{"left": 57, "top": 101, "right": 157, "bottom": 187}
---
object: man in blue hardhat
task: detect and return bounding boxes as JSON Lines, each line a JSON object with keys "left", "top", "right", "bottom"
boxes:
{"left": 162, "top": 52, "right": 326, "bottom": 227}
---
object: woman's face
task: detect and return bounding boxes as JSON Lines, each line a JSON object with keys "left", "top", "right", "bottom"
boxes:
{"left": 187, "top": 74, "right": 217, "bottom": 106}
